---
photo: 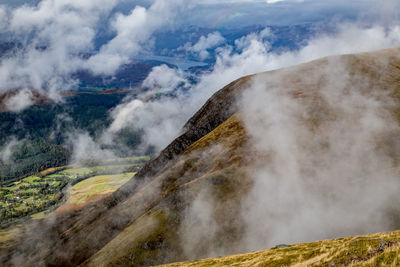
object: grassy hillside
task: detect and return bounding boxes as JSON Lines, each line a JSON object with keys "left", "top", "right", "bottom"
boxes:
{"left": 162, "top": 231, "right": 400, "bottom": 266}
{"left": 56, "top": 173, "right": 135, "bottom": 213}
{"left": 82, "top": 114, "right": 249, "bottom": 266}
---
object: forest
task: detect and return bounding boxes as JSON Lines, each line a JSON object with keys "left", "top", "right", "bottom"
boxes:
{"left": 0, "top": 92, "right": 145, "bottom": 185}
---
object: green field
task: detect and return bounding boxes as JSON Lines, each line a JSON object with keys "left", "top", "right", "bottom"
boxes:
{"left": 0, "top": 174, "right": 66, "bottom": 221}
{"left": 67, "top": 173, "right": 135, "bottom": 205}
{"left": 0, "top": 157, "right": 148, "bottom": 224}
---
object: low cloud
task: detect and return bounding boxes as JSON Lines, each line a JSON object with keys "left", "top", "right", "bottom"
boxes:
{"left": 234, "top": 28, "right": 271, "bottom": 51}
{"left": 4, "top": 89, "right": 34, "bottom": 112}
{"left": 238, "top": 56, "right": 400, "bottom": 250}
{"left": 67, "top": 131, "right": 116, "bottom": 164}
{"left": 179, "top": 188, "right": 221, "bottom": 259}
{"left": 105, "top": 64, "right": 192, "bottom": 151}
{"left": 0, "top": 137, "right": 21, "bottom": 164}
{"left": 180, "top": 31, "right": 226, "bottom": 60}
{"left": 86, "top": 0, "right": 184, "bottom": 75}
{"left": 108, "top": 99, "right": 145, "bottom": 134}
{"left": 141, "top": 65, "right": 188, "bottom": 95}
{"left": 107, "top": 95, "right": 190, "bottom": 152}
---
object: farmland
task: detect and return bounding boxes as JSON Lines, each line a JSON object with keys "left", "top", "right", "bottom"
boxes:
{"left": 0, "top": 157, "right": 149, "bottom": 225}
{"left": 56, "top": 172, "right": 135, "bottom": 213}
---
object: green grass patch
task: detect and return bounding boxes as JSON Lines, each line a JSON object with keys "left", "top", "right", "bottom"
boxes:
{"left": 67, "top": 173, "right": 135, "bottom": 205}
{"left": 60, "top": 167, "right": 93, "bottom": 176}
{"left": 51, "top": 181, "right": 61, "bottom": 187}
{"left": 22, "top": 176, "right": 41, "bottom": 183}
{"left": 46, "top": 174, "right": 65, "bottom": 178}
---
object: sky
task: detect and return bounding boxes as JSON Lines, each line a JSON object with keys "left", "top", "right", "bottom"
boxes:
{"left": 0, "top": 0, "right": 380, "bottom": 28}
{"left": 181, "top": 0, "right": 372, "bottom": 27}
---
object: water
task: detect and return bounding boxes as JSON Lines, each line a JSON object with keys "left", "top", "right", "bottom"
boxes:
{"left": 135, "top": 55, "right": 208, "bottom": 70}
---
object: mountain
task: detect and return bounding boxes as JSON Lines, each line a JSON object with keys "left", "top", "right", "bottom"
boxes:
{"left": 2, "top": 47, "right": 400, "bottom": 266}
{"left": 164, "top": 230, "right": 400, "bottom": 266}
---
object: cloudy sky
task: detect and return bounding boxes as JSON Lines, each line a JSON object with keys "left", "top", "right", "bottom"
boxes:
{"left": 0, "top": 0, "right": 382, "bottom": 28}
{"left": 0, "top": 0, "right": 397, "bottom": 99}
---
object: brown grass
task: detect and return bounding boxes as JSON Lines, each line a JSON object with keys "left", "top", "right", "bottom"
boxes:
{"left": 39, "top": 166, "right": 67, "bottom": 176}
{"left": 160, "top": 231, "right": 400, "bottom": 267}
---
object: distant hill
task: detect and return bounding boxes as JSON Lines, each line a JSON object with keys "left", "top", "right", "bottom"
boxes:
{"left": 2, "top": 47, "right": 400, "bottom": 266}
{"left": 73, "top": 62, "right": 154, "bottom": 91}
{"left": 154, "top": 24, "right": 317, "bottom": 63}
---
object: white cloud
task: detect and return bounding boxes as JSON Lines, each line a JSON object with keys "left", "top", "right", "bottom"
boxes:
{"left": 265, "top": 0, "right": 285, "bottom": 3}
{"left": 234, "top": 28, "right": 271, "bottom": 50}
{"left": 86, "top": 0, "right": 184, "bottom": 75}
{"left": 181, "top": 31, "right": 226, "bottom": 60}
{"left": 142, "top": 65, "right": 187, "bottom": 93}
{"left": 68, "top": 131, "right": 116, "bottom": 164}
{"left": 238, "top": 54, "right": 400, "bottom": 251}
{"left": 107, "top": 95, "right": 189, "bottom": 151}
{"left": 109, "top": 99, "right": 145, "bottom": 134}
{"left": 265, "top": 0, "right": 304, "bottom": 3}
{"left": 4, "top": 89, "right": 34, "bottom": 112}
{"left": 0, "top": 137, "right": 21, "bottom": 164}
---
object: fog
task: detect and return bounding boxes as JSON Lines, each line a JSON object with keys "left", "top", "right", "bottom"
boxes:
{"left": 239, "top": 58, "right": 400, "bottom": 250}
{"left": 0, "top": 137, "right": 21, "bottom": 164}
{"left": 175, "top": 49, "right": 400, "bottom": 260}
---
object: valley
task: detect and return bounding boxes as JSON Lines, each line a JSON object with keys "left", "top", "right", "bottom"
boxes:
{"left": 0, "top": 156, "right": 149, "bottom": 226}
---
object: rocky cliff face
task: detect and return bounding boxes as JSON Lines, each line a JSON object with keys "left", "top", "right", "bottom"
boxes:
{"left": 4, "top": 47, "right": 400, "bottom": 266}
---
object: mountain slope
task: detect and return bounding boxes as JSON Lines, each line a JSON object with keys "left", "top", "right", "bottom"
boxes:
{"left": 162, "top": 230, "right": 400, "bottom": 266}
{"left": 3, "top": 47, "right": 400, "bottom": 266}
